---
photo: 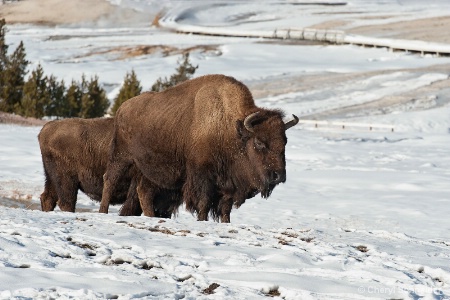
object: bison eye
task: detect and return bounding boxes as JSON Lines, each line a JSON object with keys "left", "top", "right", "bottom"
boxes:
{"left": 254, "top": 138, "right": 266, "bottom": 150}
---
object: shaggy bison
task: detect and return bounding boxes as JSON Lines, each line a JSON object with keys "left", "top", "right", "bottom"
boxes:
{"left": 38, "top": 117, "right": 181, "bottom": 216}
{"left": 100, "top": 74, "right": 298, "bottom": 222}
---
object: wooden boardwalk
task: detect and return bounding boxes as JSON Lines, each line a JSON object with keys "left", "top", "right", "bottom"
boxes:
{"left": 161, "top": 21, "right": 450, "bottom": 57}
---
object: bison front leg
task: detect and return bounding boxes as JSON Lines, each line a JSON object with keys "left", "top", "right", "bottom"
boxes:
{"left": 219, "top": 197, "right": 233, "bottom": 223}
{"left": 183, "top": 168, "right": 216, "bottom": 221}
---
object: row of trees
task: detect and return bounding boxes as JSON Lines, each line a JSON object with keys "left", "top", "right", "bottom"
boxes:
{"left": 0, "top": 18, "right": 198, "bottom": 119}
{"left": 0, "top": 19, "right": 110, "bottom": 119}
{"left": 111, "top": 53, "right": 198, "bottom": 115}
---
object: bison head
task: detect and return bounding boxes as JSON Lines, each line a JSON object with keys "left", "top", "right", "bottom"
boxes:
{"left": 236, "top": 110, "right": 299, "bottom": 198}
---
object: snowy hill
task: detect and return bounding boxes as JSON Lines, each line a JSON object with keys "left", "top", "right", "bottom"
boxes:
{"left": 0, "top": 0, "right": 449, "bottom": 299}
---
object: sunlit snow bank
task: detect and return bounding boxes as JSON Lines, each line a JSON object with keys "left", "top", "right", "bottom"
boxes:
{"left": 1, "top": 202, "right": 449, "bottom": 299}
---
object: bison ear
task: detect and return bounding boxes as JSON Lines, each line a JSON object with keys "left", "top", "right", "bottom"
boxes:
{"left": 236, "top": 120, "right": 250, "bottom": 143}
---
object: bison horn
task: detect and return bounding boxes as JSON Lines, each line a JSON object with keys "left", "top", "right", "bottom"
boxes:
{"left": 243, "top": 111, "right": 261, "bottom": 133}
{"left": 285, "top": 114, "right": 299, "bottom": 130}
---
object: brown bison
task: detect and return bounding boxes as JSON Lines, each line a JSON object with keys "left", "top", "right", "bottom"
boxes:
{"left": 100, "top": 74, "right": 298, "bottom": 222}
{"left": 38, "top": 117, "right": 181, "bottom": 217}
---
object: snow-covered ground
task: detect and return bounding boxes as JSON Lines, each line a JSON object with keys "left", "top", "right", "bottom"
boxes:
{"left": 1, "top": 0, "right": 450, "bottom": 299}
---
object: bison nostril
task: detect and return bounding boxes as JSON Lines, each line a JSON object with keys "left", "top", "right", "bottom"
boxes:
{"left": 270, "top": 170, "right": 286, "bottom": 184}
{"left": 273, "top": 172, "right": 280, "bottom": 182}
{"left": 270, "top": 171, "right": 283, "bottom": 183}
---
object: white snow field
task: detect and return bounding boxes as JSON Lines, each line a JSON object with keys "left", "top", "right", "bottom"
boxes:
{"left": 1, "top": 0, "right": 450, "bottom": 299}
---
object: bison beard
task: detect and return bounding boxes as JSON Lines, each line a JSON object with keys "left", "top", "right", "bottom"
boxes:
{"left": 101, "top": 74, "right": 298, "bottom": 222}
{"left": 261, "top": 183, "right": 276, "bottom": 199}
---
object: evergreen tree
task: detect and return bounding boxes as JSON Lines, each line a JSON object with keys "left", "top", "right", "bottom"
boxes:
{"left": 0, "top": 20, "right": 29, "bottom": 113}
{"left": 0, "top": 19, "right": 8, "bottom": 71}
{"left": 0, "top": 19, "right": 109, "bottom": 119}
{"left": 171, "top": 52, "right": 198, "bottom": 84}
{"left": 64, "top": 79, "right": 82, "bottom": 118}
{"left": 151, "top": 52, "right": 198, "bottom": 92}
{"left": 19, "top": 64, "right": 49, "bottom": 118}
{"left": 111, "top": 70, "right": 142, "bottom": 115}
{"left": 79, "top": 75, "right": 109, "bottom": 118}
{"left": 79, "top": 75, "right": 90, "bottom": 118}
{"left": 45, "top": 75, "right": 66, "bottom": 118}
{"left": 0, "top": 41, "right": 28, "bottom": 113}
{"left": 0, "top": 19, "right": 8, "bottom": 112}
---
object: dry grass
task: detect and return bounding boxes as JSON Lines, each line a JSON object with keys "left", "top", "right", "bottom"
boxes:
{"left": 11, "top": 189, "right": 33, "bottom": 201}
{"left": 202, "top": 283, "right": 220, "bottom": 295}
{"left": 0, "top": 112, "right": 47, "bottom": 126}
{"left": 354, "top": 245, "right": 369, "bottom": 253}
{"left": 151, "top": 10, "right": 166, "bottom": 28}
{"left": 263, "top": 286, "right": 281, "bottom": 297}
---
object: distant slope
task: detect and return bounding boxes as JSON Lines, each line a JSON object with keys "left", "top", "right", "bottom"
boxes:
{"left": 0, "top": 112, "right": 46, "bottom": 126}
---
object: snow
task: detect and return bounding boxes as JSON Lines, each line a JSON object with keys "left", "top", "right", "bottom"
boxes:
{"left": 1, "top": 0, "right": 450, "bottom": 299}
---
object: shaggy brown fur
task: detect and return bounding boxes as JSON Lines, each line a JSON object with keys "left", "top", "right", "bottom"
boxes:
{"left": 101, "top": 74, "right": 298, "bottom": 222}
{"left": 38, "top": 117, "right": 180, "bottom": 216}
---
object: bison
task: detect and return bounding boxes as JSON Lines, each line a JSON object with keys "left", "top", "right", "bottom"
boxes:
{"left": 100, "top": 74, "right": 298, "bottom": 222}
{"left": 38, "top": 117, "right": 181, "bottom": 217}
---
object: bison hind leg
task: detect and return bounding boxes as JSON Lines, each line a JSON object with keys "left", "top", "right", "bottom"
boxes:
{"left": 119, "top": 176, "right": 143, "bottom": 216}
{"left": 40, "top": 177, "right": 58, "bottom": 211}
{"left": 100, "top": 158, "right": 133, "bottom": 214}
{"left": 55, "top": 176, "right": 78, "bottom": 212}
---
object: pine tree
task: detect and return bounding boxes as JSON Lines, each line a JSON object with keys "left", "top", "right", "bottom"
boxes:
{"left": 79, "top": 75, "right": 90, "bottom": 118}
{"left": 0, "top": 41, "right": 29, "bottom": 113}
{"left": 18, "top": 64, "right": 49, "bottom": 118}
{"left": 111, "top": 70, "right": 142, "bottom": 115}
{"left": 151, "top": 52, "right": 198, "bottom": 92}
{"left": 45, "top": 75, "right": 66, "bottom": 118}
{"left": 171, "top": 52, "right": 198, "bottom": 84}
{"left": 0, "top": 19, "right": 8, "bottom": 71}
{"left": 1, "top": 20, "right": 29, "bottom": 113}
{"left": 0, "top": 19, "right": 8, "bottom": 112}
{"left": 79, "top": 75, "right": 109, "bottom": 118}
{"left": 64, "top": 79, "right": 82, "bottom": 118}
{"left": 0, "top": 19, "right": 110, "bottom": 119}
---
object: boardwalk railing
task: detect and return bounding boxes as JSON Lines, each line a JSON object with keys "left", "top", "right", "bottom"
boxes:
{"left": 298, "top": 120, "right": 395, "bottom": 132}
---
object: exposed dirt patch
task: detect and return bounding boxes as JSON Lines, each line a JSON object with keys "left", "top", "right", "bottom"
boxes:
{"left": 263, "top": 286, "right": 281, "bottom": 297}
{"left": 0, "top": 196, "right": 97, "bottom": 212}
{"left": 77, "top": 44, "right": 221, "bottom": 60}
{"left": 247, "top": 63, "right": 450, "bottom": 119}
{"left": 0, "top": 0, "right": 146, "bottom": 26}
{"left": 310, "top": 19, "right": 350, "bottom": 30}
{"left": 348, "top": 16, "right": 450, "bottom": 44}
{"left": 0, "top": 196, "right": 41, "bottom": 210}
{"left": 202, "top": 283, "right": 220, "bottom": 295}
{"left": 354, "top": 245, "right": 369, "bottom": 253}
{"left": 302, "top": 71, "right": 450, "bottom": 120}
